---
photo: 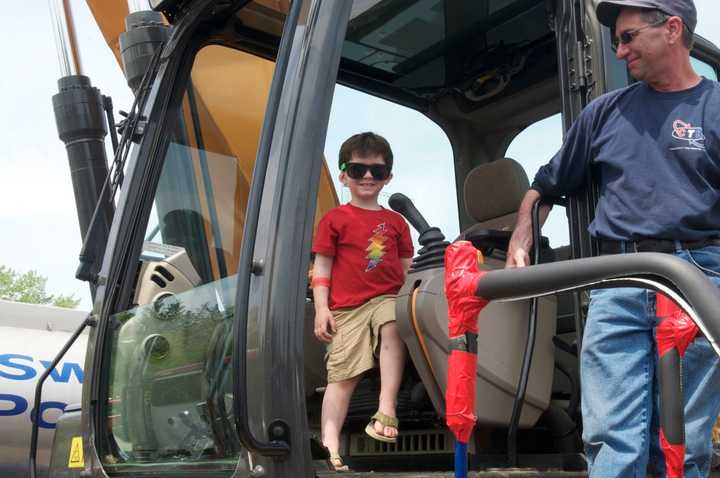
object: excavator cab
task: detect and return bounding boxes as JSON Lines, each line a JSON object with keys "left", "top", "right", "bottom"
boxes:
{"left": 44, "top": 0, "right": 720, "bottom": 477}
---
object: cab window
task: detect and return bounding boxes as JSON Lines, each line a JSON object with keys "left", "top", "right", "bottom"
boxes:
{"left": 324, "top": 85, "right": 457, "bottom": 241}
{"left": 506, "top": 113, "right": 569, "bottom": 248}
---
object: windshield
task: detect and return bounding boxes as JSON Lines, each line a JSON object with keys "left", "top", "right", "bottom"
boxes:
{"left": 101, "top": 45, "right": 267, "bottom": 473}
{"left": 96, "top": 26, "right": 333, "bottom": 469}
{"left": 340, "top": 0, "right": 554, "bottom": 105}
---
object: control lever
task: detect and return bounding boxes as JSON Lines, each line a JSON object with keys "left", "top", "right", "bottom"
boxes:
{"left": 388, "top": 192, "right": 431, "bottom": 234}
{"left": 389, "top": 193, "right": 449, "bottom": 271}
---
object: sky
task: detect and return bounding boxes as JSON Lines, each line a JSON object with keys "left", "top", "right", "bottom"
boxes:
{"left": 1, "top": 1, "right": 720, "bottom": 311}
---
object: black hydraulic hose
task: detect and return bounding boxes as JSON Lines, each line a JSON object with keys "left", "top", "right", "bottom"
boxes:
{"left": 554, "top": 358, "right": 580, "bottom": 418}
{"left": 231, "top": 0, "right": 302, "bottom": 457}
{"left": 507, "top": 199, "right": 542, "bottom": 466}
{"left": 29, "top": 316, "right": 95, "bottom": 478}
{"left": 567, "top": 289, "right": 584, "bottom": 425}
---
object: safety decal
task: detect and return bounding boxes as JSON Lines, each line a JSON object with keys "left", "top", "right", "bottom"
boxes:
{"left": 68, "top": 436, "right": 84, "bottom": 468}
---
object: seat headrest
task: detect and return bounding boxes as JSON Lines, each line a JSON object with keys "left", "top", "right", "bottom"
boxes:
{"left": 463, "top": 158, "right": 529, "bottom": 223}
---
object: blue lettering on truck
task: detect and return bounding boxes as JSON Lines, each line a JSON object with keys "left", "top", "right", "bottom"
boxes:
{"left": 0, "top": 393, "right": 27, "bottom": 415}
{"left": 0, "top": 354, "right": 84, "bottom": 383}
{"left": 0, "top": 353, "right": 84, "bottom": 429}
{"left": 0, "top": 354, "right": 36, "bottom": 380}
{"left": 39, "top": 361, "right": 84, "bottom": 383}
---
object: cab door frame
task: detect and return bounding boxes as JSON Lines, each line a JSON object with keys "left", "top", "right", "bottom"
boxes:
{"left": 230, "top": 1, "right": 353, "bottom": 475}
{"left": 549, "top": 0, "right": 609, "bottom": 348}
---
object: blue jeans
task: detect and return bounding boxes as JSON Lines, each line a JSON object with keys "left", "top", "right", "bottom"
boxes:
{"left": 581, "top": 245, "right": 720, "bottom": 477}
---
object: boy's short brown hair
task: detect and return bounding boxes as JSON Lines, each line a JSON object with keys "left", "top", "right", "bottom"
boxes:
{"left": 338, "top": 132, "right": 394, "bottom": 172}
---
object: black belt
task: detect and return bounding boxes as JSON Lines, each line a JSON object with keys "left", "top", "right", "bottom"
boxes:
{"left": 598, "top": 237, "right": 720, "bottom": 255}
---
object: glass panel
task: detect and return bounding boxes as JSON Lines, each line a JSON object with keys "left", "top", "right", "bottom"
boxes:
{"left": 506, "top": 113, "right": 569, "bottom": 248}
{"left": 324, "top": 85, "right": 457, "bottom": 241}
{"left": 101, "top": 44, "right": 278, "bottom": 473}
{"left": 341, "top": 0, "right": 555, "bottom": 103}
{"left": 601, "top": 27, "right": 632, "bottom": 91}
{"left": 234, "top": 0, "right": 289, "bottom": 39}
{"left": 691, "top": 56, "right": 718, "bottom": 81}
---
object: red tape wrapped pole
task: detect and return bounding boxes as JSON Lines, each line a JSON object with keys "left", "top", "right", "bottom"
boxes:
{"left": 656, "top": 293, "right": 699, "bottom": 358}
{"left": 655, "top": 293, "right": 700, "bottom": 478}
{"left": 446, "top": 351, "right": 479, "bottom": 444}
{"left": 444, "top": 241, "right": 489, "bottom": 447}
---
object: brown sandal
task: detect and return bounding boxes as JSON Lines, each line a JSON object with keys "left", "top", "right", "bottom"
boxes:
{"left": 365, "top": 411, "right": 399, "bottom": 443}
{"left": 326, "top": 452, "right": 349, "bottom": 472}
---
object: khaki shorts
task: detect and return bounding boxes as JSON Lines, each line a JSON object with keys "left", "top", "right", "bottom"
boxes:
{"left": 326, "top": 295, "right": 397, "bottom": 383}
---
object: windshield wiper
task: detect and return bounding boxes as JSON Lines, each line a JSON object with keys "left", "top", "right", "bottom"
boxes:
{"left": 76, "top": 45, "right": 164, "bottom": 288}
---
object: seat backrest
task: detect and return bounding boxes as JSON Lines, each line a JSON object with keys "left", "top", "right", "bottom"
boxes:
{"left": 463, "top": 158, "right": 529, "bottom": 231}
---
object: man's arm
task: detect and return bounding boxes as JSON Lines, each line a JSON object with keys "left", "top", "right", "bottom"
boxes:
{"left": 506, "top": 189, "right": 552, "bottom": 268}
{"left": 507, "top": 97, "right": 602, "bottom": 267}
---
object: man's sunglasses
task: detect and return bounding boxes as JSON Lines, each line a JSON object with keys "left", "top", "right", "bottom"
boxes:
{"left": 611, "top": 17, "right": 668, "bottom": 51}
{"left": 343, "top": 162, "right": 391, "bottom": 180}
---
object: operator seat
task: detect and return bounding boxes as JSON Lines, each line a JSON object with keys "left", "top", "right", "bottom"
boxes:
{"left": 394, "top": 157, "right": 557, "bottom": 430}
{"left": 463, "top": 158, "right": 528, "bottom": 232}
{"left": 458, "top": 157, "right": 552, "bottom": 263}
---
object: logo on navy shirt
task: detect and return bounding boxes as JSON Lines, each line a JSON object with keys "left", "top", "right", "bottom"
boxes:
{"left": 671, "top": 119, "right": 706, "bottom": 151}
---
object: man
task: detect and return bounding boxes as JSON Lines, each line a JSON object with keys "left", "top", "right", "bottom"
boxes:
{"left": 506, "top": 0, "right": 720, "bottom": 476}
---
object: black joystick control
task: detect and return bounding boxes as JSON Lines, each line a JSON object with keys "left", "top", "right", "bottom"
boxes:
{"left": 389, "top": 193, "right": 450, "bottom": 271}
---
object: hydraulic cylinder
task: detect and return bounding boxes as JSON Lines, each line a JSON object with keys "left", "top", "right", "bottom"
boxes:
{"left": 52, "top": 75, "right": 113, "bottom": 245}
{"left": 119, "top": 11, "right": 170, "bottom": 93}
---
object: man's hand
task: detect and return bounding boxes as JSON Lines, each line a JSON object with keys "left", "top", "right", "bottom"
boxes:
{"left": 505, "top": 189, "right": 548, "bottom": 269}
{"left": 314, "top": 307, "right": 336, "bottom": 343}
{"left": 506, "top": 239, "right": 530, "bottom": 268}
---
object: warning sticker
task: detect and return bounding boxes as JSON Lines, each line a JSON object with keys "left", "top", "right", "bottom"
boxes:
{"left": 68, "top": 436, "right": 84, "bottom": 469}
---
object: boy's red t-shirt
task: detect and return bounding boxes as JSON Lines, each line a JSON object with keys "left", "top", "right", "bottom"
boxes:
{"left": 312, "top": 204, "right": 414, "bottom": 310}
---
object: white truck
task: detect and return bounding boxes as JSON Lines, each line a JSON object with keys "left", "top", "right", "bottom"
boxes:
{"left": 0, "top": 300, "right": 87, "bottom": 478}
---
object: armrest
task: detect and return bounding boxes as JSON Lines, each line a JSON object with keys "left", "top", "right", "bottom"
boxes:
{"left": 463, "top": 229, "right": 513, "bottom": 253}
{"left": 461, "top": 228, "right": 552, "bottom": 259}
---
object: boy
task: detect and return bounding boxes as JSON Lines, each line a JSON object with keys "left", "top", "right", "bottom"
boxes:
{"left": 311, "top": 132, "right": 413, "bottom": 471}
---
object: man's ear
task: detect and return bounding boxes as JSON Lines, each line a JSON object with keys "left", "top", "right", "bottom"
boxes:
{"left": 666, "top": 16, "right": 683, "bottom": 45}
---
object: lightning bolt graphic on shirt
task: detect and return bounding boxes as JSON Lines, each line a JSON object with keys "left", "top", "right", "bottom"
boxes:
{"left": 366, "top": 223, "right": 388, "bottom": 271}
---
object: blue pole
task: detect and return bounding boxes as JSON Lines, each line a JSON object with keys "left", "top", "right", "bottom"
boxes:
{"left": 454, "top": 441, "right": 468, "bottom": 478}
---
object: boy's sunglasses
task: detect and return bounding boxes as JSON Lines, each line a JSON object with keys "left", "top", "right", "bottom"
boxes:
{"left": 611, "top": 17, "right": 668, "bottom": 51}
{"left": 343, "top": 162, "right": 391, "bottom": 180}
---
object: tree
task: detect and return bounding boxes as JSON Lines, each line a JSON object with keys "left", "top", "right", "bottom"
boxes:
{"left": 0, "top": 266, "right": 80, "bottom": 309}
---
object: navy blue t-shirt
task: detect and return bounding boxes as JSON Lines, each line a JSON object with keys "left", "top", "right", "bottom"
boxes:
{"left": 532, "top": 78, "right": 720, "bottom": 241}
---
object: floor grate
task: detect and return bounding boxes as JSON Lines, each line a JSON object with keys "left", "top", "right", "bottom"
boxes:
{"left": 349, "top": 429, "right": 455, "bottom": 456}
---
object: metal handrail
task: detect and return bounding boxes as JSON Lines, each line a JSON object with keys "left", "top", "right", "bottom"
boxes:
{"left": 474, "top": 253, "right": 720, "bottom": 357}
{"left": 29, "top": 316, "right": 96, "bottom": 478}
